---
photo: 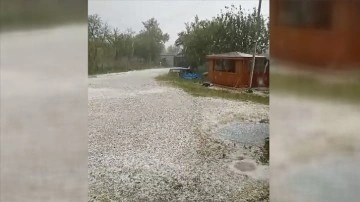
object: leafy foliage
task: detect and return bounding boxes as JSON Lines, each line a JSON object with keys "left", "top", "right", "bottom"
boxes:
{"left": 88, "top": 15, "right": 169, "bottom": 74}
{"left": 165, "top": 45, "right": 181, "bottom": 55}
{"left": 134, "top": 18, "right": 169, "bottom": 63}
{"left": 175, "top": 5, "right": 269, "bottom": 67}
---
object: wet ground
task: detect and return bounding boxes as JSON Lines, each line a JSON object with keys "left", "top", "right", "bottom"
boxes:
{"left": 217, "top": 122, "right": 269, "bottom": 146}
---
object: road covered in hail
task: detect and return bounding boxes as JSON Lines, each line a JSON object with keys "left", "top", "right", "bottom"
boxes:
{"left": 88, "top": 69, "right": 269, "bottom": 201}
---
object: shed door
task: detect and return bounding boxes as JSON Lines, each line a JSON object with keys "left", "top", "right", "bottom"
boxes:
{"left": 236, "top": 60, "right": 250, "bottom": 87}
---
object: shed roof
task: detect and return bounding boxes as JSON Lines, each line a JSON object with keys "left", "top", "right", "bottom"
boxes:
{"left": 206, "top": 52, "right": 266, "bottom": 59}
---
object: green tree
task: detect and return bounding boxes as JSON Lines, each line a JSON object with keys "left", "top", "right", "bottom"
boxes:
{"left": 109, "top": 28, "right": 135, "bottom": 60}
{"left": 88, "top": 14, "right": 106, "bottom": 74}
{"left": 135, "top": 18, "right": 169, "bottom": 64}
{"left": 88, "top": 15, "right": 169, "bottom": 74}
{"left": 175, "top": 5, "right": 269, "bottom": 67}
{"left": 166, "top": 45, "right": 181, "bottom": 55}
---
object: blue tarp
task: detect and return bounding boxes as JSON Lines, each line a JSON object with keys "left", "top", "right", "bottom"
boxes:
{"left": 181, "top": 72, "right": 201, "bottom": 80}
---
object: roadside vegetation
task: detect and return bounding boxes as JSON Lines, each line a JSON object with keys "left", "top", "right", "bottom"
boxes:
{"left": 88, "top": 15, "right": 169, "bottom": 75}
{"left": 88, "top": 4, "right": 269, "bottom": 75}
{"left": 155, "top": 74, "right": 269, "bottom": 105}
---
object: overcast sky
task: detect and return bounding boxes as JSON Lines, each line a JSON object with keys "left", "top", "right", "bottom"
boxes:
{"left": 89, "top": 0, "right": 269, "bottom": 46}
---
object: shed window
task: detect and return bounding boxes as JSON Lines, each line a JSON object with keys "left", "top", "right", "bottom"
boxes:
{"left": 214, "top": 59, "right": 236, "bottom": 73}
{"left": 277, "top": 0, "right": 332, "bottom": 29}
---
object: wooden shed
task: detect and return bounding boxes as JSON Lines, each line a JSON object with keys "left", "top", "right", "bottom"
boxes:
{"left": 270, "top": 0, "right": 360, "bottom": 69}
{"left": 206, "top": 52, "right": 269, "bottom": 88}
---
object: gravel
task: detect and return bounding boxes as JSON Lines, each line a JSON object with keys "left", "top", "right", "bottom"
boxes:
{"left": 88, "top": 68, "right": 269, "bottom": 201}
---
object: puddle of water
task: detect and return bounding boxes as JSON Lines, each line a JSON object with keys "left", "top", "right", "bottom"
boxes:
{"left": 229, "top": 159, "right": 269, "bottom": 180}
{"left": 234, "top": 161, "right": 256, "bottom": 172}
{"left": 218, "top": 122, "right": 269, "bottom": 146}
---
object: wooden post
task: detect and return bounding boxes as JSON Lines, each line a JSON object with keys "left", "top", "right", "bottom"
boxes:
{"left": 264, "top": 59, "right": 269, "bottom": 74}
{"left": 249, "top": 0, "right": 262, "bottom": 89}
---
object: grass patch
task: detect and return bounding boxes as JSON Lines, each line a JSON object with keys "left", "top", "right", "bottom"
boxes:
{"left": 155, "top": 74, "right": 269, "bottom": 105}
{"left": 259, "top": 137, "right": 269, "bottom": 164}
{"left": 271, "top": 73, "right": 360, "bottom": 104}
